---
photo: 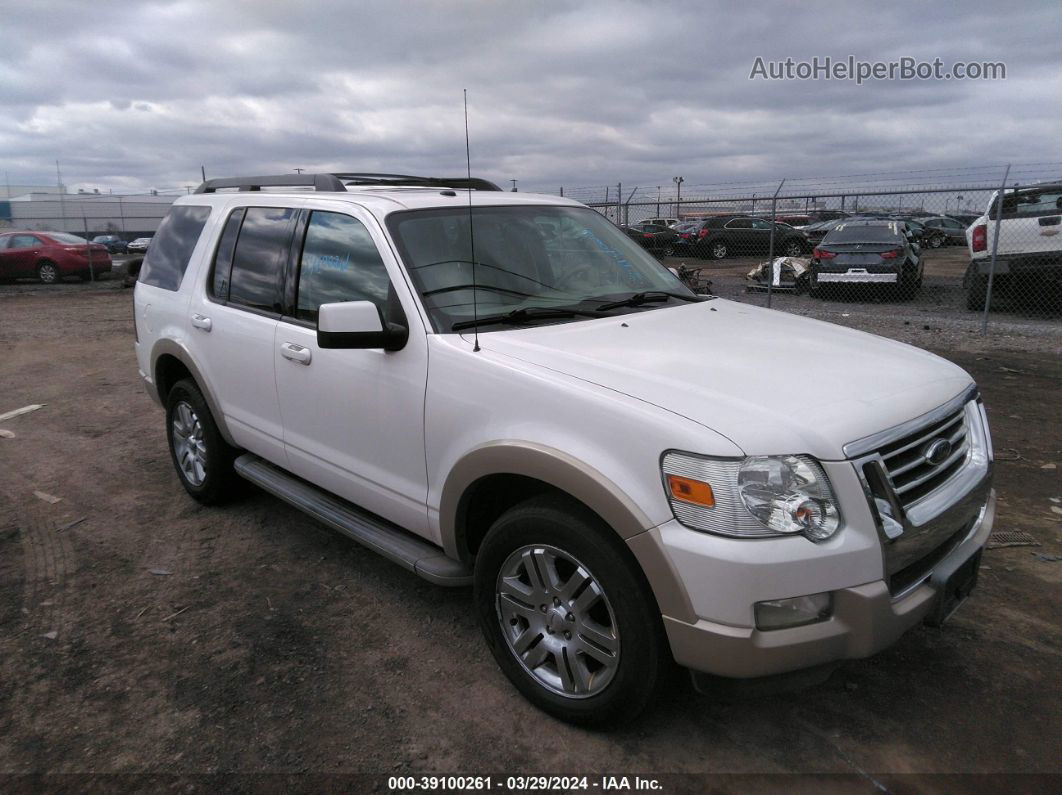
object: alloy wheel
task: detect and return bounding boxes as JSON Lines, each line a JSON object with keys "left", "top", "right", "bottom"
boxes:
{"left": 38, "top": 263, "right": 58, "bottom": 283}
{"left": 171, "top": 401, "right": 207, "bottom": 486}
{"left": 496, "top": 544, "right": 620, "bottom": 699}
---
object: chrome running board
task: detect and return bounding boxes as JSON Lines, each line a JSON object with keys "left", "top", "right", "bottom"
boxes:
{"left": 234, "top": 453, "right": 472, "bottom": 587}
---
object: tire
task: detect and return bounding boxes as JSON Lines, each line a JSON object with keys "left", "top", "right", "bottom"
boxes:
{"left": 708, "top": 240, "right": 728, "bottom": 260}
{"left": 165, "top": 378, "right": 239, "bottom": 505}
{"left": 662, "top": 244, "right": 675, "bottom": 257}
{"left": 783, "top": 240, "right": 804, "bottom": 258}
{"left": 966, "top": 271, "right": 988, "bottom": 311}
{"left": 37, "top": 260, "right": 60, "bottom": 284}
{"left": 474, "top": 494, "right": 668, "bottom": 726}
{"left": 928, "top": 234, "right": 943, "bottom": 249}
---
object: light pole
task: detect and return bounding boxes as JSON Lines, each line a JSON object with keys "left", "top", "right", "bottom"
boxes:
{"left": 673, "top": 176, "right": 683, "bottom": 218}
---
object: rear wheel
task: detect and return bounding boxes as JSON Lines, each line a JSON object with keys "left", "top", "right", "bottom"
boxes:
{"left": 474, "top": 495, "right": 667, "bottom": 726}
{"left": 37, "top": 260, "right": 59, "bottom": 284}
{"left": 783, "top": 239, "right": 804, "bottom": 257}
{"left": 165, "top": 379, "right": 239, "bottom": 504}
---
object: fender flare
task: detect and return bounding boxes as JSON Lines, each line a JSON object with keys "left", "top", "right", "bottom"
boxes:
{"left": 439, "top": 440, "right": 696, "bottom": 623}
{"left": 149, "top": 338, "right": 237, "bottom": 447}
{"left": 440, "top": 441, "right": 653, "bottom": 559}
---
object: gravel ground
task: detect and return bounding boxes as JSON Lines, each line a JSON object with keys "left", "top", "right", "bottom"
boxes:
{"left": 0, "top": 269, "right": 1059, "bottom": 786}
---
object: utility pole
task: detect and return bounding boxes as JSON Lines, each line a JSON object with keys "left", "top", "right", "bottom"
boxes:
{"left": 672, "top": 176, "right": 684, "bottom": 218}
{"left": 509, "top": 179, "right": 518, "bottom": 192}
{"left": 201, "top": 165, "right": 207, "bottom": 182}
{"left": 294, "top": 167, "right": 304, "bottom": 174}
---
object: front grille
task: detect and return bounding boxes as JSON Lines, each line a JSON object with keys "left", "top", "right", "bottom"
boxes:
{"left": 876, "top": 405, "right": 969, "bottom": 508}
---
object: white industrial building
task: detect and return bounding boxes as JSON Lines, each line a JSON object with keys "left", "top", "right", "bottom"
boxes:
{"left": 0, "top": 188, "right": 178, "bottom": 238}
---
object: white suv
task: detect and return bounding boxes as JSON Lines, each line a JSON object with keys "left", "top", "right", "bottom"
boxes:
{"left": 134, "top": 173, "right": 995, "bottom": 725}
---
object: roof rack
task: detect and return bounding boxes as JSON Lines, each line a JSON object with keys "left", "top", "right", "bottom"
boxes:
{"left": 194, "top": 174, "right": 348, "bottom": 193}
{"left": 333, "top": 173, "right": 502, "bottom": 191}
{"left": 194, "top": 172, "right": 502, "bottom": 194}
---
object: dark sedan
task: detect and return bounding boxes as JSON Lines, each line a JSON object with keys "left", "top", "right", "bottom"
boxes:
{"left": 92, "top": 234, "right": 128, "bottom": 254}
{"left": 621, "top": 222, "right": 679, "bottom": 257}
{"left": 920, "top": 216, "right": 969, "bottom": 246}
{"left": 688, "top": 215, "right": 810, "bottom": 259}
{"left": 809, "top": 220, "right": 923, "bottom": 299}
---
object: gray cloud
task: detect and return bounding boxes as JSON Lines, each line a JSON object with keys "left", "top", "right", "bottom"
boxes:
{"left": 0, "top": 0, "right": 1058, "bottom": 194}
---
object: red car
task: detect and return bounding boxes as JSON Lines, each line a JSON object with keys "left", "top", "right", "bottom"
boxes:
{"left": 0, "top": 231, "right": 112, "bottom": 284}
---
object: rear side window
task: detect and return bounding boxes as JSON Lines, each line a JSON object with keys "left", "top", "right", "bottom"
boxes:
{"left": 228, "top": 207, "right": 297, "bottom": 313}
{"left": 138, "top": 205, "right": 212, "bottom": 291}
{"left": 995, "top": 188, "right": 1062, "bottom": 219}
{"left": 295, "top": 211, "right": 390, "bottom": 322}
{"left": 210, "top": 208, "right": 246, "bottom": 300}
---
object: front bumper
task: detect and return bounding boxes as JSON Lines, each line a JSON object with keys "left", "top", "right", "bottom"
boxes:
{"left": 636, "top": 488, "right": 994, "bottom": 680}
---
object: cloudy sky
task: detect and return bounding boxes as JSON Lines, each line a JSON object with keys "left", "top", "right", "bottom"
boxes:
{"left": 1, "top": 0, "right": 1060, "bottom": 195}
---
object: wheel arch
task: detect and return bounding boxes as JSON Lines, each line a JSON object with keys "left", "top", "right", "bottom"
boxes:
{"left": 445, "top": 441, "right": 698, "bottom": 626}
{"left": 149, "top": 338, "right": 237, "bottom": 447}
{"left": 441, "top": 441, "right": 654, "bottom": 565}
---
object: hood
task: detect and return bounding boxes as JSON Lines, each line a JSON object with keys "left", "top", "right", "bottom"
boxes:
{"left": 476, "top": 300, "right": 972, "bottom": 459}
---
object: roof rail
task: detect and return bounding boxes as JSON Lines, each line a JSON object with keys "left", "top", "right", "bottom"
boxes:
{"left": 194, "top": 174, "right": 348, "bottom": 194}
{"left": 333, "top": 173, "right": 502, "bottom": 191}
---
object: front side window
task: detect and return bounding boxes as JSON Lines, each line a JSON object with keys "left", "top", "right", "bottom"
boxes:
{"left": 228, "top": 206, "right": 297, "bottom": 312}
{"left": 388, "top": 205, "right": 690, "bottom": 332}
{"left": 295, "top": 211, "right": 391, "bottom": 322}
{"left": 138, "top": 205, "right": 212, "bottom": 291}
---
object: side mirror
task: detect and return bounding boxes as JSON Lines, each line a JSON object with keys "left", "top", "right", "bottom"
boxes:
{"left": 317, "top": 301, "right": 408, "bottom": 351}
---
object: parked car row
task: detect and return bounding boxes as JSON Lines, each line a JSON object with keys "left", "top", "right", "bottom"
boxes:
{"left": 623, "top": 215, "right": 811, "bottom": 259}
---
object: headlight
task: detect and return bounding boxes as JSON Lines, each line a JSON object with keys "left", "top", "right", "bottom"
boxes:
{"left": 737, "top": 456, "right": 840, "bottom": 540}
{"left": 661, "top": 452, "right": 842, "bottom": 541}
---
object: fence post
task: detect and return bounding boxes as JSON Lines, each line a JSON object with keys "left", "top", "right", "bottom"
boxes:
{"left": 617, "top": 183, "right": 622, "bottom": 225}
{"left": 83, "top": 215, "right": 94, "bottom": 282}
{"left": 765, "top": 179, "right": 786, "bottom": 308}
{"left": 981, "top": 164, "right": 1011, "bottom": 336}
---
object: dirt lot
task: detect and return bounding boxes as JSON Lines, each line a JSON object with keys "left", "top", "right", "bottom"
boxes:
{"left": 0, "top": 271, "right": 1060, "bottom": 785}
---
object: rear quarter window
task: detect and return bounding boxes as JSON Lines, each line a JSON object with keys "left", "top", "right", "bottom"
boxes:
{"left": 138, "top": 205, "right": 212, "bottom": 291}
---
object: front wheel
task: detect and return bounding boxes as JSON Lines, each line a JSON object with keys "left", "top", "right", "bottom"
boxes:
{"left": 474, "top": 495, "right": 667, "bottom": 726}
{"left": 708, "top": 240, "right": 728, "bottom": 260}
{"left": 661, "top": 244, "right": 675, "bottom": 257}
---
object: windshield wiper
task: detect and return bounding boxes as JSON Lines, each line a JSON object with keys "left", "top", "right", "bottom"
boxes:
{"left": 450, "top": 306, "right": 602, "bottom": 332}
{"left": 593, "top": 291, "right": 702, "bottom": 313}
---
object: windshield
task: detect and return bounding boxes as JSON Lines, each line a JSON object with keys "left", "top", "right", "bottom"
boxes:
{"left": 387, "top": 205, "right": 693, "bottom": 332}
{"left": 822, "top": 224, "right": 902, "bottom": 244}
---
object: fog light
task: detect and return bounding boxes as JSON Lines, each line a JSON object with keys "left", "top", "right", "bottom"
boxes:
{"left": 755, "top": 593, "right": 832, "bottom": 630}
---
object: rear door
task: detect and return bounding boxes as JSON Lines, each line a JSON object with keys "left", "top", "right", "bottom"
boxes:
{"left": 188, "top": 203, "right": 298, "bottom": 465}
{"left": 274, "top": 205, "right": 431, "bottom": 536}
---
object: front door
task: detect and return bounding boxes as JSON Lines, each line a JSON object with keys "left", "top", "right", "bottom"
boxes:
{"left": 274, "top": 207, "right": 431, "bottom": 537}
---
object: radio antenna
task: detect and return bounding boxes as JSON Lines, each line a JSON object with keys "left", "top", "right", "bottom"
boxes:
{"left": 464, "top": 89, "right": 480, "bottom": 352}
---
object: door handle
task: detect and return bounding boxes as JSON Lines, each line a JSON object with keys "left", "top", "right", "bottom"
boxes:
{"left": 280, "top": 342, "right": 312, "bottom": 365}
{"left": 190, "top": 313, "right": 212, "bottom": 331}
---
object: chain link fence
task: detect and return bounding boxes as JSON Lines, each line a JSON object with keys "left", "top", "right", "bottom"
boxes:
{"left": 551, "top": 165, "right": 1062, "bottom": 335}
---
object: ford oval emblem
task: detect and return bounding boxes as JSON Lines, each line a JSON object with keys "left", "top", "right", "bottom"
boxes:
{"left": 924, "top": 438, "right": 953, "bottom": 466}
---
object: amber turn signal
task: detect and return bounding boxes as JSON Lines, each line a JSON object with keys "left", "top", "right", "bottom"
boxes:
{"left": 666, "top": 474, "right": 715, "bottom": 508}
